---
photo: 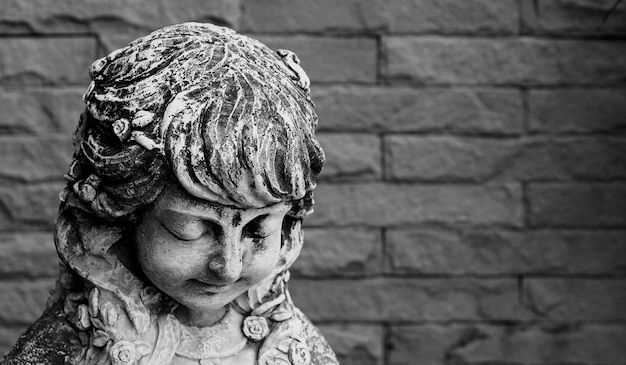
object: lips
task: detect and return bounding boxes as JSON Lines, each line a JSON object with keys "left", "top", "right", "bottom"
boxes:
{"left": 190, "top": 279, "right": 230, "bottom": 293}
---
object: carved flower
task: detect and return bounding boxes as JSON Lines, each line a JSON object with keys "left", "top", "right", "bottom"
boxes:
{"left": 243, "top": 315, "right": 270, "bottom": 341}
{"left": 110, "top": 340, "right": 137, "bottom": 365}
{"left": 288, "top": 339, "right": 311, "bottom": 365}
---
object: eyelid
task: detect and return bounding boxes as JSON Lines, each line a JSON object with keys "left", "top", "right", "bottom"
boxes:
{"left": 155, "top": 217, "right": 205, "bottom": 242}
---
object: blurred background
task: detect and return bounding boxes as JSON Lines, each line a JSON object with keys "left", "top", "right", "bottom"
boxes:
{"left": 1, "top": 1, "right": 625, "bottom": 364}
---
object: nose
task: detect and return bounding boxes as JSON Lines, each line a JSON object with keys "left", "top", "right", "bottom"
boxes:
{"left": 206, "top": 229, "right": 243, "bottom": 284}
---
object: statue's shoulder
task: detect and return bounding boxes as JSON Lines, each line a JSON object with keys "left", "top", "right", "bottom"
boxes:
{"left": 293, "top": 307, "right": 339, "bottom": 365}
{"left": 2, "top": 301, "right": 83, "bottom": 365}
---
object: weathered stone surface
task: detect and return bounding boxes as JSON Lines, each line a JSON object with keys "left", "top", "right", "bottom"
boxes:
{"left": 384, "top": 37, "right": 626, "bottom": 85}
{"left": 528, "top": 184, "right": 626, "bottom": 228}
{"left": 386, "top": 136, "right": 626, "bottom": 182}
{"left": 318, "top": 324, "right": 383, "bottom": 365}
{"left": 0, "top": 88, "right": 84, "bottom": 134}
{"left": 0, "top": 0, "right": 241, "bottom": 34}
{"left": 0, "top": 136, "right": 73, "bottom": 182}
{"left": 317, "top": 134, "right": 381, "bottom": 181}
{"left": 0, "top": 233, "right": 58, "bottom": 278}
{"left": 292, "top": 228, "right": 381, "bottom": 277}
{"left": 528, "top": 89, "right": 626, "bottom": 133}
{"left": 0, "top": 326, "right": 28, "bottom": 358}
{"left": 0, "top": 280, "right": 54, "bottom": 325}
{"left": 290, "top": 278, "right": 523, "bottom": 321}
{"left": 387, "top": 229, "right": 626, "bottom": 275}
{"left": 521, "top": 0, "right": 626, "bottom": 35}
{"left": 389, "top": 324, "right": 626, "bottom": 365}
{"left": 0, "top": 183, "right": 64, "bottom": 231}
{"left": 257, "top": 36, "right": 377, "bottom": 83}
{"left": 524, "top": 279, "right": 626, "bottom": 320}
{"left": 0, "top": 38, "right": 95, "bottom": 85}
{"left": 385, "top": 0, "right": 518, "bottom": 34}
{"left": 241, "top": 0, "right": 386, "bottom": 33}
{"left": 312, "top": 86, "right": 523, "bottom": 133}
{"left": 308, "top": 183, "right": 523, "bottom": 227}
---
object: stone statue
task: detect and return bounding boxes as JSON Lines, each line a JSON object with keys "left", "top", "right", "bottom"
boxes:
{"left": 3, "top": 22, "right": 338, "bottom": 365}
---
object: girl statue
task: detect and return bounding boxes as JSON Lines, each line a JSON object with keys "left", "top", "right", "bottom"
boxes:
{"left": 2, "top": 22, "right": 338, "bottom": 365}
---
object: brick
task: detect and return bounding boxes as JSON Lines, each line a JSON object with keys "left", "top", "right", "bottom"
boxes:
{"left": 528, "top": 184, "right": 626, "bottom": 228}
{"left": 389, "top": 324, "right": 626, "bottom": 365}
{"left": 0, "top": 326, "right": 27, "bottom": 358}
{"left": 0, "top": 38, "right": 95, "bottom": 85}
{"left": 385, "top": 0, "right": 518, "bottom": 34}
{"left": 387, "top": 229, "right": 626, "bottom": 275}
{"left": 257, "top": 36, "right": 377, "bottom": 83}
{"left": 0, "top": 136, "right": 73, "bottom": 182}
{"left": 386, "top": 136, "right": 626, "bottom": 182}
{"left": 307, "top": 183, "right": 523, "bottom": 227}
{"left": 290, "top": 278, "right": 523, "bottom": 322}
{"left": 0, "top": 233, "right": 58, "bottom": 278}
{"left": 0, "top": 0, "right": 240, "bottom": 35}
{"left": 312, "top": 86, "right": 523, "bottom": 134}
{"left": 318, "top": 324, "right": 383, "bottom": 365}
{"left": 241, "top": 0, "right": 387, "bottom": 33}
{"left": 0, "top": 183, "right": 64, "bottom": 231}
{"left": 0, "top": 88, "right": 84, "bottom": 134}
{"left": 384, "top": 37, "right": 626, "bottom": 85}
{"left": 528, "top": 89, "right": 626, "bottom": 133}
{"left": 524, "top": 279, "right": 626, "bottom": 321}
{"left": 292, "top": 228, "right": 381, "bottom": 277}
{"left": 522, "top": 0, "right": 626, "bottom": 35}
{"left": 242, "top": 0, "right": 518, "bottom": 35}
{"left": 0, "top": 279, "right": 54, "bottom": 325}
{"left": 317, "top": 134, "right": 381, "bottom": 181}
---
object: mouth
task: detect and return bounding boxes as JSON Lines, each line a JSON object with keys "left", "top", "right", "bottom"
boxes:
{"left": 189, "top": 279, "right": 230, "bottom": 293}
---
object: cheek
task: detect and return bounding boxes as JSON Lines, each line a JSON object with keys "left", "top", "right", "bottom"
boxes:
{"left": 136, "top": 221, "right": 194, "bottom": 285}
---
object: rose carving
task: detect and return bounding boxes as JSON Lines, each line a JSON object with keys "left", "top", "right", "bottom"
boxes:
{"left": 288, "top": 338, "right": 311, "bottom": 365}
{"left": 110, "top": 340, "right": 137, "bottom": 365}
{"left": 243, "top": 315, "right": 270, "bottom": 341}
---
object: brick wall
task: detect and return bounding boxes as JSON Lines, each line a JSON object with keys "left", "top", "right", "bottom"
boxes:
{"left": 1, "top": 1, "right": 625, "bottom": 364}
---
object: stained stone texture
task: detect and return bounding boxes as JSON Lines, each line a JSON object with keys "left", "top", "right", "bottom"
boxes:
{"left": 0, "top": 88, "right": 84, "bottom": 134}
{"left": 318, "top": 325, "right": 383, "bottom": 365}
{"left": 528, "top": 89, "right": 626, "bottom": 133}
{"left": 384, "top": 37, "right": 626, "bottom": 85}
{"left": 389, "top": 324, "right": 626, "bottom": 365}
{"left": 521, "top": 0, "right": 626, "bottom": 35}
{"left": 312, "top": 87, "right": 523, "bottom": 133}
{"left": 386, "top": 136, "right": 626, "bottom": 182}
{"left": 387, "top": 229, "right": 626, "bottom": 275}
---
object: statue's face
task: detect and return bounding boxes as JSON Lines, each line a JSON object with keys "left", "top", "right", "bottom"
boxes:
{"left": 135, "top": 184, "right": 291, "bottom": 323}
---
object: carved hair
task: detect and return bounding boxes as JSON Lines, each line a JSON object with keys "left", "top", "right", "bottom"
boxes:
{"left": 51, "top": 23, "right": 324, "bottom": 365}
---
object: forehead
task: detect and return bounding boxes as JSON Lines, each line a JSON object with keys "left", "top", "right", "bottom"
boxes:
{"left": 154, "top": 183, "right": 291, "bottom": 221}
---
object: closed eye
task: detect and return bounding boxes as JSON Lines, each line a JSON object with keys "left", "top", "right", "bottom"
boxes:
{"left": 156, "top": 218, "right": 221, "bottom": 242}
